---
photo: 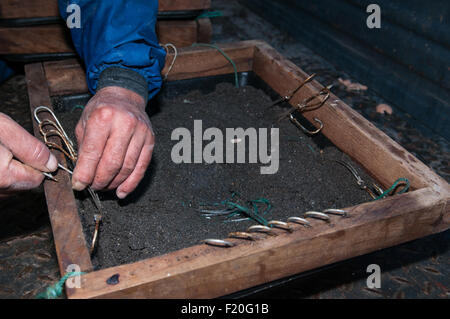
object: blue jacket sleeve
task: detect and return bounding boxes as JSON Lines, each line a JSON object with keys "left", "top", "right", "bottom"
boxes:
{"left": 58, "top": 0, "right": 166, "bottom": 100}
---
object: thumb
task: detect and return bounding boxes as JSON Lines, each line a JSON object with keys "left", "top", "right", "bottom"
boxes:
{"left": 0, "top": 143, "right": 44, "bottom": 192}
{"left": 0, "top": 113, "right": 58, "bottom": 172}
{"left": 5, "top": 159, "right": 45, "bottom": 192}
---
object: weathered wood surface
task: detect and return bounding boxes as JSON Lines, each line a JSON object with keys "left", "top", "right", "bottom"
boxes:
{"left": 24, "top": 40, "right": 450, "bottom": 299}
{"left": 0, "top": 0, "right": 211, "bottom": 19}
{"left": 44, "top": 58, "right": 87, "bottom": 96}
{"left": 24, "top": 63, "right": 93, "bottom": 287}
{"left": 44, "top": 41, "right": 257, "bottom": 96}
{"left": 0, "top": 19, "right": 211, "bottom": 54}
{"left": 0, "top": 25, "right": 74, "bottom": 54}
{"left": 156, "top": 20, "right": 202, "bottom": 48}
{"left": 70, "top": 187, "right": 449, "bottom": 298}
{"left": 252, "top": 42, "right": 450, "bottom": 194}
{"left": 159, "top": 0, "right": 211, "bottom": 12}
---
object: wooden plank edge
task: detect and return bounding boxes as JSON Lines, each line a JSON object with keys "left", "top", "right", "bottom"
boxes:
{"left": 252, "top": 42, "right": 450, "bottom": 195}
{"left": 68, "top": 187, "right": 449, "bottom": 298}
{"left": 25, "top": 62, "right": 93, "bottom": 279}
{"left": 44, "top": 40, "right": 258, "bottom": 96}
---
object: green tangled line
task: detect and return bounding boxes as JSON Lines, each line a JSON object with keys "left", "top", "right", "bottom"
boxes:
{"left": 36, "top": 272, "right": 85, "bottom": 299}
{"left": 196, "top": 10, "right": 223, "bottom": 19}
{"left": 224, "top": 198, "right": 272, "bottom": 226}
{"left": 191, "top": 43, "right": 240, "bottom": 88}
{"left": 374, "top": 177, "right": 410, "bottom": 201}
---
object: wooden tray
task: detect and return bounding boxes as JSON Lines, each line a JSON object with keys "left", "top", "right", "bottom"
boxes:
{"left": 25, "top": 40, "right": 450, "bottom": 298}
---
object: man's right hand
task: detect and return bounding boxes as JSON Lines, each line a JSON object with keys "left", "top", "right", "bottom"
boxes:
{"left": 0, "top": 113, "right": 58, "bottom": 198}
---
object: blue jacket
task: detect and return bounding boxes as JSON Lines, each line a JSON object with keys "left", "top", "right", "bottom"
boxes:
{"left": 58, "top": 0, "right": 166, "bottom": 100}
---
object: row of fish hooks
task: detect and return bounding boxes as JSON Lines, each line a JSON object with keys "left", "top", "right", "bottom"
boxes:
{"left": 202, "top": 209, "right": 348, "bottom": 248}
{"left": 269, "top": 73, "right": 331, "bottom": 136}
{"left": 33, "top": 106, "right": 103, "bottom": 255}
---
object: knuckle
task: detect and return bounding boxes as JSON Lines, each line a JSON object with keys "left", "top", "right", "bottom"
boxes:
{"left": 122, "top": 112, "right": 138, "bottom": 130}
{"left": 121, "top": 162, "right": 135, "bottom": 177}
{"left": 30, "top": 141, "right": 49, "bottom": 164}
{"left": 92, "top": 106, "right": 114, "bottom": 123}
{"left": 135, "top": 162, "right": 149, "bottom": 175}
{"left": 75, "top": 172, "right": 92, "bottom": 185}
{"left": 0, "top": 160, "right": 12, "bottom": 189}
{"left": 81, "top": 143, "right": 101, "bottom": 158}
{"left": 103, "top": 155, "right": 122, "bottom": 172}
{"left": 75, "top": 125, "right": 83, "bottom": 141}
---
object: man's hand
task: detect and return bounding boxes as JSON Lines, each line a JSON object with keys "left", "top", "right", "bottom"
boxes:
{"left": 0, "top": 113, "right": 58, "bottom": 198}
{"left": 72, "top": 86, "right": 155, "bottom": 199}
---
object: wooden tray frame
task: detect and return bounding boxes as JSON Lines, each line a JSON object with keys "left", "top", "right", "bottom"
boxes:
{"left": 25, "top": 40, "right": 450, "bottom": 299}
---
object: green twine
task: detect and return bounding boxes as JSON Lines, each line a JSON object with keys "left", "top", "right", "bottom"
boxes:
{"left": 224, "top": 198, "right": 271, "bottom": 226}
{"left": 71, "top": 104, "right": 85, "bottom": 112}
{"left": 191, "top": 43, "right": 240, "bottom": 88}
{"left": 196, "top": 10, "right": 223, "bottom": 19}
{"left": 374, "top": 178, "right": 410, "bottom": 201}
{"left": 36, "top": 272, "right": 85, "bottom": 299}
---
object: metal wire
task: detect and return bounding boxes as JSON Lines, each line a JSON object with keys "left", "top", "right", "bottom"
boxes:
{"left": 270, "top": 74, "right": 331, "bottom": 136}
{"left": 34, "top": 106, "right": 104, "bottom": 255}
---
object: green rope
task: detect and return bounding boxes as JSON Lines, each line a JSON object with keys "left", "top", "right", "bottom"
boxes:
{"left": 36, "top": 272, "right": 85, "bottom": 299}
{"left": 374, "top": 178, "right": 410, "bottom": 201}
{"left": 191, "top": 43, "right": 240, "bottom": 88}
{"left": 196, "top": 10, "right": 223, "bottom": 19}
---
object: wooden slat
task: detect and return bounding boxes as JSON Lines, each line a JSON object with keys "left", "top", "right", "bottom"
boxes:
{"left": 156, "top": 20, "right": 199, "bottom": 48}
{"left": 0, "top": 19, "right": 211, "bottom": 54}
{"left": 0, "top": 25, "right": 74, "bottom": 54}
{"left": 24, "top": 63, "right": 93, "bottom": 285}
{"left": 69, "top": 187, "right": 449, "bottom": 298}
{"left": 0, "top": 0, "right": 59, "bottom": 19}
{"left": 0, "top": 0, "right": 211, "bottom": 19}
{"left": 196, "top": 18, "right": 212, "bottom": 43}
{"left": 252, "top": 42, "right": 450, "bottom": 194}
{"left": 44, "top": 41, "right": 257, "bottom": 96}
{"left": 44, "top": 58, "right": 87, "bottom": 96}
{"left": 158, "top": 0, "right": 211, "bottom": 12}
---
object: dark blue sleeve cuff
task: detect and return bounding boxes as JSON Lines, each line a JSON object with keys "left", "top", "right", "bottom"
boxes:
{"left": 97, "top": 67, "right": 149, "bottom": 103}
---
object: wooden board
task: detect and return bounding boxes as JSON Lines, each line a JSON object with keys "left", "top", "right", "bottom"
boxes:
{"left": 43, "top": 41, "right": 256, "bottom": 96}
{"left": 0, "top": 19, "right": 212, "bottom": 54}
{"left": 25, "top": 40, "right": 450, "bottom": 299}
{"left": 0, "top": 0, "right": 211, "bottom": 19}
{"left": 25, "top": 63, "right": 93, "bottom": 293}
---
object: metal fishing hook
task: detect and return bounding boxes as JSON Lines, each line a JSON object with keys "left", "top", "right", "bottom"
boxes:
{"left": 289, "top": 115, "right": 323, "bottom": 135}
{"left": 34, "top": 105, "right": 104, "bottom": 255}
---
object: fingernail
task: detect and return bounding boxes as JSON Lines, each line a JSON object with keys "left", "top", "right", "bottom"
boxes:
{"left": 45, "top": 154, "right": 58, "bottom": 172}
{"left": 117, "top": 191, "right": 128, "bottom": 199}
{"left": 72, "top": 180, "right": 87, "bottom": 191}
